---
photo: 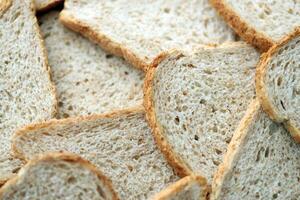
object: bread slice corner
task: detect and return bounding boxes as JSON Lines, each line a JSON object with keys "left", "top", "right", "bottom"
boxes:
{"left": 152, "top": 175, "right": 208, "bottom": 200}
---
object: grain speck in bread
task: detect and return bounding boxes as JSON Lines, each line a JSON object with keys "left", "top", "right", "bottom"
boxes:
{"left": 34, "top": 0, "right": 62, "bottom": 13}
{"left": 59, "top": 0, "right": 236, "bottom": 70}
{"left": 212, "top": 99, "right": 300, "bottom": 199}
{"left": 39, "top": 11, "right": 144, "bottom": 118}
{"left": 210, "top": 0, "right": 300, "bottom": 51}
{"left": 144, "top": 43, "right": 259, "bottom": 183}
{"left": 12, "top": 108, "right": 178, "bottom": 200}
{"left": 0, "top": 153, "right": 119, "bottom": 200}
{"left": 0, "top": 0, "right": 57, "bottom": 184}
{"left": 256, "top": 28, "right": 300, "bottom": 142}
{"left": 152, "top": 175, "right": 208, "bottom": 200}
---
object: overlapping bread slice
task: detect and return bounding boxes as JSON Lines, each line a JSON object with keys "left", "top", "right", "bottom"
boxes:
{"left": 144, "top": 42, "right": 260, "bottom": 183}
{"left": 0, "top": 153, "right": 119, "bottom": 200}
{"left": 12, "top": 107, "right": 179, "bottom": 199}
{"left": 152, "top": 175, "right": 208, "bottom": 200}
{"left": 212, "top": 99, "right": 300, "bottom": 199}
{"left": 39, "top": 11, "right": 144, "bottom": 118}
{"left": 256, "top": 28, "right": 300, "bottom": 142}
{"left": 210, "top": 0, "right": 300, "bottom": 51}
{"left": 34, "top": 0, "right": 62, "bottom": 12}
{"left": 59, "top": 0, "right": 236, "bottom": 70}
{"left": 0, "top": 0, "right": 57, "bottom": 184}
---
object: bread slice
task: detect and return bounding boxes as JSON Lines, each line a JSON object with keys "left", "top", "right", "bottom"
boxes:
{"left": 210, "top": 0, "right": 300, "bottom": 51}
{"left": 256, "top": 28, "right": 300, "bottom": 142}
{"left": 211, "top": 99, "right": 300, "bottom": 199}
{"left": 144, "top": 42, "right": 260, "bottom": 183}
{"left": 152, "top": 175, "right": 208, "bottom": 200}
{"left": 12, "top": 107, "right": 179, "bottom": 199}
{"left": 59, "top": 0, "right": 236, "bottom": 71}
{"left": 0, "top": 152, "right": 119, "bottom": 200}
{"left": 39, "top": 11, "right": 144, "bottom": 118}
{"left": 0, "top": 0, "right": 57, "bottom": 184}
{"left": 34, "top": 0, "right": 62, "bottom": 12}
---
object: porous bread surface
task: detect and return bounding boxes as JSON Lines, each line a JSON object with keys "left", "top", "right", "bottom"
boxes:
{"left": 12, "top": 109, "right": 178, "bottom": 200}
{"left": 212, "top": 101, "right": 300, "bottom": 200}
{"left": 216, "top": 0, "right": 299, "bottom": 44}
{"left": 0, "top": 153, "right": 118, "bottom": 200}
{"left": 147, "top": 43, "right": 259, "bottom": 182}
{"left": 153, "top": 176, "right": 207, "bottom": 200}
{"left": 256, "top": 30, "right": 300, "bottom": 141}
{"left": 34, "top": 0, "right": 62, "bottom": 12}
{"left": 39, "top": 11, "right": 144, "bottom": 118}
{"left": 61, "top": 0, "right": 236, "bottom": 69}
{"left": 0, "top": 0, "right": 56, "bottom": 183}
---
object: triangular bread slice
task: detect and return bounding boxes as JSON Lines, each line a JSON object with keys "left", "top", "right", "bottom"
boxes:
{"left": 210, "top": 0, "right": 300, "bottom": 51}
{"left": 212, "top": 99, "right": 300, "bottom": 199}
{"left": 256, "top": 28, "right": 300, "bottom": 142}
{"left": 39, "top": 11, "right": 144, "bottom": 118}
{"left": 34, "top": 0, "right": 62, "bottom": 12}
{"left": 12, "top": 107, "right": 179, "bottom": 200}
{"left": 144, "top": 42, "right": 259, "bottom": 183}
{"left": 0, "top": 152, "right": 119, "bottom": 200}
{"left": 0, "top": 0, "right": 57, "bottom": 184}
{"left": 59, "top": 0, "right": 236, "bottom": 70}
{"left": 152, "top": 175, "right": 208, "bottom": 200}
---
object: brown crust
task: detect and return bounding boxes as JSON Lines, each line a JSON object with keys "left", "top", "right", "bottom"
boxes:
{"left": 30, "top": 0, "right": 58, "bottom": 119}
{"left": 152, "top": 175, "right": 208, "bottom": 200}
{"left": 59, "top": 11, "right": 148, "bottom": 72}
{"left": 12, "top": 106, "right": 145, "bottom": 161}
{"left": 35, "top": 0, "right": 63, "bottom": 14}
{"left": 143, "top": 50, "right": 194, "bottom": 178}
{"left": 211, "top": 99, "right": 260, "bottom": 199}
{"left": 210, "top": 0, "right": 274, "bottom": 52}
{"left": 0, "top": 0, "right": 11, "bottom": 17}
{"left": 256, "top": 27, "right": 300, "bottom": 143}
{"left": 0, "top": 152, "right": 120, "bottom": 200}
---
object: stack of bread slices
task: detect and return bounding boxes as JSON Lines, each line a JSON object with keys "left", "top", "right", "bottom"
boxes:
{"left": 0, "top": 0, "right": 299, "bottom": 199}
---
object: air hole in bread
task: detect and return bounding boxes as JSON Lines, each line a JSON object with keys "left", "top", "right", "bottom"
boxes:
{"left": 280, "top": 100, "right": 286, "bottom": 110}
{"left": 174, "top": 116, "right": 180, "bottom": 125}
{"left": 277, "top": 77, "right": 282, "bottom": 86}
{"left": 194, "top": 135, "right": 199, "bottom": 141}
{"left": 97, "top": 185, "right": 106, "bottom": 198}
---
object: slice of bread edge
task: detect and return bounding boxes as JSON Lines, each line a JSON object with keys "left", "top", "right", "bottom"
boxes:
{"left": 0, "top": 152, "right": 120, "bottom": 200}
{"left": 211, "top": 99, "right": 260, "bottom": 200}
{"left": 0, "top": 0, "right": 11, "bottom": 17}
{"left": 255, "top": 27, "right": 300, "bottom": 142}
{"left": 35, "top": 0, "right": 63, "bottom": 13}
{"left": 11, "top": 106, "right": 145, "bottom": 161}
{"left": 152, "top": 175, "right": 208, "bottom": 200}
{"left": 210, "top": 0, "right": 274, "bottom": 52}
{"left": 59, "top": 10, "right": 148, "bottom": 71}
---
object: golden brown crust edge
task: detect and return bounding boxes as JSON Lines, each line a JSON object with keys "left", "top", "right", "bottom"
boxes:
{"left": 0, "top": 0, "right": 11, "bottom": 17}
{"left": 210, "top": 0, "right": 274, "bottom": 52}
{"left": 59, "top": 10, "right": 148, "bottom": 72}
{"left": 143, "top": 51, "right": 194, "bottom": 178}
{"left": 0, "top": 152, "right": 120, "bottom": 200}
{"left": 31, "top": 0, "right": 58, "bottom": 119}
{"left": 255, "top": 27, "right": 300, "bottom": 143}
{"left": 211, "top": 99, "right": 260, "bottom": 199}
{"left": 152, "top": 175, "right": 208, "bottom": 200}
{"left": 35, "top": 0, "right": 63, "bottom": 14}
{"left": 11, "top": 106, "right": 145, "bottom": 161}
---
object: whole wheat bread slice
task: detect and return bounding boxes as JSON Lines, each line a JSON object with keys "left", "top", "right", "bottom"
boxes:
{"left": 256, "top": 28, "right": 300, "bottom": 142}
{"left": 0, "top": 152, "right": 119, "bottom": 200}
{"left": 59, "top": 0, "right": 236, "bottom": 71}
{"left": 152, "top": 175, "right": 208, "bottom": 200}
{"left": 144, "top": 42, "right": 259, "bottom": 183}
{"left": 12, "top": 107, "right": 179, "bottom": 200}
{"left": 0, "top": 0, "right": 57, "bottom": 184}
{"left": 210, "top": 0, "right": 300, "bottom": 51}
{"left": 34, "top": 0, "right": 62, "bottom": 13}
{"left": 212, "top": 99, "right": 300, "bottom": 199}
{"left": 39, "top": 11, "right": 144, "bottom": 118}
